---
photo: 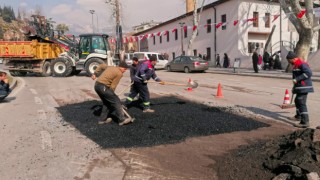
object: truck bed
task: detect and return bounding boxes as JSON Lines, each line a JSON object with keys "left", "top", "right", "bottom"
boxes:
{"left": 0, "top": 40, "right": 64, "bottom": 60}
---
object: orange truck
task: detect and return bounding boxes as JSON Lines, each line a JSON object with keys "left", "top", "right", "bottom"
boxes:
{"left": 0, "top": 40, "right": 64, "bottom": 76}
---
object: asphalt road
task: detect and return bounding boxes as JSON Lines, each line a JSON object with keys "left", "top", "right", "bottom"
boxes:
{"left": 0, "top": 70, "right": 319, "bottom": 179}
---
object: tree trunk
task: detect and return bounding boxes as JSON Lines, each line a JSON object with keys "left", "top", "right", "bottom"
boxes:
{"left": 295, "top": 28, "right": 313, "bottom": 61}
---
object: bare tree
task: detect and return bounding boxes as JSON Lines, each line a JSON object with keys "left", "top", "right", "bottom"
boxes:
{"left": 186, "top": 0, "right": 206, "bottom": 56}
{"left": 279, "top": 0, "right": 318, "bottom": 61}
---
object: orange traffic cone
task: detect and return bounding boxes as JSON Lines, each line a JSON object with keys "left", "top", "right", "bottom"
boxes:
{"left": 216, "top": 83, "right": 223, "bottom": 98}
{"left": 282, "top": 89, "right": 290, "bottom": 105}
{"left": 186, "top": 78, "right": 193, "bottom": 92}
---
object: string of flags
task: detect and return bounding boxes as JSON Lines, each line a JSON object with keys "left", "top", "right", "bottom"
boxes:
{"left": 109, "top": 9, "right": 307, "bottom": 44}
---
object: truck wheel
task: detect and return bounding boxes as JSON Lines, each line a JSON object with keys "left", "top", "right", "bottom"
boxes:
{"left": 41, "top": 61, "right": 52, "bottom": 77}
{"left": 85, "top": 58, "right": 104, "bottom": 76}
{"left": 51, "top": 58, "right": 73, "bottom": 77}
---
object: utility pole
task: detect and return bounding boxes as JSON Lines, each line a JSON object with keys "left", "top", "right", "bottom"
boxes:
{"left": 115, "top": 0, "right": 123, "bottom": 62}
{"left": 89, "top": 10, "right": 95, "bottom": 33}
{"left": 179, "top": 22, "right": 185, "bottom": 55}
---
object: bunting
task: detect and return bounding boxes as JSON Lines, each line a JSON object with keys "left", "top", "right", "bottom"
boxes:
{"left": 297, "top": 9, "right": 306, "bottom": 19}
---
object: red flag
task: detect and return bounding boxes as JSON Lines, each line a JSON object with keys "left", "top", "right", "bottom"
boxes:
{"left": 297, "top": 9, "right": 306, "bottom": 19}
{"left": 204, "top": 24, "right": 208, "bottom": 28}
{"left": 215, "top": 22, "right": 223, "bottom": 29}
{"left": 233, "top": 20, "right": 239, "bottom": 26}
{"left": 150, "top": 33, "right": 154, "bottom": 37}
{"left": 163, "top": 31, "right": 168, "bottom": 35}
{"left": 135, "top": 36, "right": 139, "bottom": 42}
{"left": 156, "top": 32, "right": 161, "bottom": 36}
{"left": 192, "top": 25, "right": 197, "bottom": 31}
{"left": 272, "top": 15, "right": 280, "bottom": 22}
{"left": 246, "top": 18, "right": 257, "bottom": 22}
{"left": 183, "top": 26, "right": 187, "bottom": 32}
{"left": 171, "top": 28, "right": 177, "bottom": 32}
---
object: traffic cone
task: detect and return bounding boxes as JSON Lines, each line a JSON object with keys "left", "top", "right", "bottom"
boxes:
{"left": 186, "top": 78, "right": 193, "bottom": 92}
{"left": 282, "top": 89, "right": 290, "bottom": 105}
{"left": 216, "top": 83, "right": 223, "bottom": 98}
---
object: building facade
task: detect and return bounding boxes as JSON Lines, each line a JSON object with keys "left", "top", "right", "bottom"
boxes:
{"left": 133, "top": 0, "right": 318, "bottom": 67}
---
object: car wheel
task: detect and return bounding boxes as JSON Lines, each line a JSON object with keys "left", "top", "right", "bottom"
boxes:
{"left": 184, "top": 67, "right": 190, "bottom": 73}
{"left": 167, "top": 66, "right": 171, "bottom": 72}
{"left": 85, "top": 58, "right": 104, "bottom": 76}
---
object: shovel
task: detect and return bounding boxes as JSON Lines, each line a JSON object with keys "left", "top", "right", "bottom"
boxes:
{"left": 151, "top": 80, "right": 199, "bottom": 89}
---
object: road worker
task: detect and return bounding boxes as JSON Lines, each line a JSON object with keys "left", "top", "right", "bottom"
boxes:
{"left": 91, "top": 61, "right": 132, "bottom": 126}
{"left": 125, "top": 55, "right": 164, "bottom": 113}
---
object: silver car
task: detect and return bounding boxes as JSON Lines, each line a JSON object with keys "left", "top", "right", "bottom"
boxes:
{"left": 166, "top": 56, "right": 209, "bottom": 73}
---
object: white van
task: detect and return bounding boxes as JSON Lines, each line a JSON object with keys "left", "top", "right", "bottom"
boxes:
{"left": 133, "top": 52, "right": 168, "bottom": 70}
{"left": 124, "top": 53, "right": 134, "bottom": 66}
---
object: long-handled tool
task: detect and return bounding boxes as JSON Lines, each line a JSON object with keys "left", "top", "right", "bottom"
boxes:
{"left": 116, "top": 82, "right": 134, "bottom": 96}
{"left": 280, "top": 93, "right": 296, "bottom": 109}
{"left": 150, "top": 80, "right": 199, "bottom": 89}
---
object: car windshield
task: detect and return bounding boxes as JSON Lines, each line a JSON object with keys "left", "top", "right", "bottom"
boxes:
{"left": 158, "top": 55, "right": 165, "bottom": 60}
{"left": 189, "top": 56, "right": 203, "bottom": 61}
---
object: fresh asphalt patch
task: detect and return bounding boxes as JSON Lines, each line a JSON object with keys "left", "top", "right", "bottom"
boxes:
{"left": 56, "top": 95, "right": 270, "bottom": 148}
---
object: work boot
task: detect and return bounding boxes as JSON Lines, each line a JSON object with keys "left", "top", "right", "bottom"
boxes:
{"left": 143, "top": 108, "right": 155, "bottom": 113}
{"left": 288, "top": 115, "right": 301, "bottom": 121}
{"left": 98, "top": 117, "right": 112, "bottom": 125}
{"left": 119, "top": 117, "right": 133, "bottom": 126}
{"left": 293, "top": 122, "right": 309, "bottom": 128}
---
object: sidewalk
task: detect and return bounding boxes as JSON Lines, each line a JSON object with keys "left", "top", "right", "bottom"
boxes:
{"left": 207, "top": 67, "right": 320, "bottom": 82}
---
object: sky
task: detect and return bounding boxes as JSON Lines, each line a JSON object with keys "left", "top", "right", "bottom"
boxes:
{"left": 0, "top": 0, "right": 216, "bottom": 35}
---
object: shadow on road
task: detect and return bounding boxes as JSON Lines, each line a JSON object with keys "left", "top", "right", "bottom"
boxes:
{"left": 56, "top": 95, "right": 270, "bottom": 148}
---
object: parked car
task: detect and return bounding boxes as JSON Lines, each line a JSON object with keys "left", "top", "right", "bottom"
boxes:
{"left": 133, "top": 52, "right": 168, "bottom": 70}
{"left": 124, "top": 53, "right": 134, "bottom": 66}
{"left": 166, "top": 56, "right": 209, "bottom": 73}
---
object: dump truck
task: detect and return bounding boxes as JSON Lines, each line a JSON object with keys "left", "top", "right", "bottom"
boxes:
{"left": 0, "top": 15, "right": 117, "bottom": 77}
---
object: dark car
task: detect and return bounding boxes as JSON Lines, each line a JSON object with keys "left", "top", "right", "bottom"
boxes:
{"left": 166, "top": 56, "right": 209, "bottom": 73}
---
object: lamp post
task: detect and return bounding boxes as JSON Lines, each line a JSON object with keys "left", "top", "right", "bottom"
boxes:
{"left": 89, "top": 9, "right": 95, "bottom": 33}
{"left": 179, "top": 22, "right": 185, "bottom": 55}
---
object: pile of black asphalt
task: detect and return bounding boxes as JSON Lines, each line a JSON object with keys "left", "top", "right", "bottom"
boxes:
{"left": 57, "top": 94, "right": 269, "bottom": 148}
{"left": 214, "top": 128, "right": 320, "bottom": 180}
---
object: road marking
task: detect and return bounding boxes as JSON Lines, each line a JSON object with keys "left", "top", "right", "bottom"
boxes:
{"left": 38, "top": 110, "right": 47, "bottom": 121}
{"left": 40, "top": 131, "right": 52, "bottom": 151}
{"left": 34, "top": 97, "right": 42, "bottom": 105}
{"left": 30, "top": 88, "right": 38, "bottom": 95}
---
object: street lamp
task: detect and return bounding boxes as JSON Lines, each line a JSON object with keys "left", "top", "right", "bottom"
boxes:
{"left": 179, "top": 22, "right": 185, "bottom": 55}
{"left": 89, "top": 10, "right": 95, "bottom": 33}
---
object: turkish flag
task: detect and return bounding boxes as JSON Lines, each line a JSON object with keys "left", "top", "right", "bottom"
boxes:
{"left": 171, "top": 28, "right": 177, "bottom": 32}
{"left": 272, "top": 15, "right": 280, "bottom": 22}
{"left": 183, "top": 26, "right": 187, "bottom": 32}
{"left": 233, "top": 20, "right": 239, "bottom": 26}
{"left": 192, "top": 25, "right": 197, "bottom": 31}
{"left": 297, "top": 9, "right": 306, "bottom": 19}
{"left": 156, "top": 32, "right": 162, "bottom": 36}
{"left": 163, "top": 31, "right": 168, "bottom": 35}
{"left": 215, "top": 22, "right": 223, "bottom": 29}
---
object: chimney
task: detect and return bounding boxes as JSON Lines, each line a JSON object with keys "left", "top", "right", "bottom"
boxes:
{"left": 186, "top": 0, "right": 194, "bottom": 13}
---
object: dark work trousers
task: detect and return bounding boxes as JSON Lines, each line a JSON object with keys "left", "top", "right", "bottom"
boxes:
{"left": 253, "top": 61, "right": 258, "bottom": 73}
{"left": 294, "top": 93, "right": 309, "bottom": 124}
{"left": 94, "top": 82, "right": 125, "bottom": 122}
{"left": 126, "top": 82, "right": 150, "bottom": 109}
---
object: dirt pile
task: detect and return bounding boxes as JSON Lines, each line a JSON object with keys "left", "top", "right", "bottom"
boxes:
{"left": 264, "top": 128, "right": 320, "bottom": 179}
{"left": 215, "top": 129, "right": 320, "bottom": 180}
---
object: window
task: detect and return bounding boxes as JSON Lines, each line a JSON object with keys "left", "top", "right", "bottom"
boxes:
{"left": 265, "top": 13, "right": 270, "bottom": 28}
{"left": 167, "top": 33, "right": 170, "bottom": 42}
{"left": 207, "top": 19, "right": 211, "bottom": 33}
{"left": 253, "top": 12, "right": 259, "bottom": 27}
{"left": 175, "top": 30, "right": 178, "bottom": 40}
{"left": 153, "top": 36, "right": 156, "bottom": 45}
{"left": 184, "top": 28, "right": 188, "bottom": 38}
{"left": 193, "top": 49, "right": 197, "bottom": 56}
{"left": 160, "top": 36, "right": 162, "bottom": 44}
{"left": 221, "top": 15, "right": 227, "bottom": 30}
{"left": 248, "top": 42, "right": 263, "bottom": 53}
{"left": 172, "top": 52, "right": 176, "bottom": 59}
{"left": 206, "top": 47, "right": 211, "bottom": 60}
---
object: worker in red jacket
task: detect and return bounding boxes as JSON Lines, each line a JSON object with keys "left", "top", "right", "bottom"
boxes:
{"left": 286, "top": 51, "right": 314, "bottom": 128}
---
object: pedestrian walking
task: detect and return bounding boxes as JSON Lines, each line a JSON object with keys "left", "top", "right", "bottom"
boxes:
{"left": 223, "top": 53, "right": 230, "bottom": 68}
{"left": 91, "top": 61, "right": 133, "bottom": 126}
{"left": 216, "top": 54, "right": 221, "bottom": 68}
{"left": 0, "top": 71, "right": 11, "bottom": 101}
{"left": 252, "top": 51, "right": 259, "bottom": 73}
{"left": 286, "top": 51, "right": 314, "bottom": 128}
{"left": 125, "top": 55, "right": 164, "bottom": 113}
